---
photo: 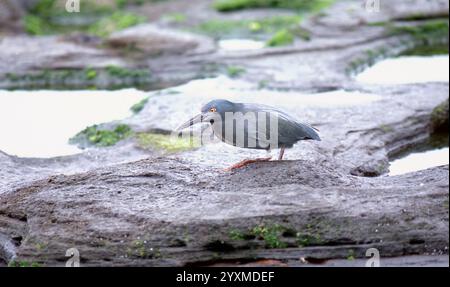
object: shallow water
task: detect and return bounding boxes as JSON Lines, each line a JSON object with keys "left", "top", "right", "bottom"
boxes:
{"left": 389, "top": 147, "right": 449, "bottom": 176}
{"left": 0, "top": 89, "right": 147, "bottom": 158}
{"left": 356, "top": 55, "right": 449, "bottom": 85}
{"left": 218, "top": 39, "right": 265, "bottom": 51}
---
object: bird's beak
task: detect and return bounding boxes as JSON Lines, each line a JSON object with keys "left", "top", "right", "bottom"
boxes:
{"left": 176, "top": 113, "right": 204, "bottom": 131}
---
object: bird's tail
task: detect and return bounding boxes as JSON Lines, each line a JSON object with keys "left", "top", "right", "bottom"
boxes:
{"left": 300, "top": 123, "right": 321, "bottom": 141}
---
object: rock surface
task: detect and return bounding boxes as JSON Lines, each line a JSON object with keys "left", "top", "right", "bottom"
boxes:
{"left": 0, "top": 0, "right": 38, "bottom": 34}
{"left": 107, "top": 24, "right": 215, "bottom": 56}
{"left": 0, "top": 157, "right": 448, "bottom": 266}
{"left": 0, "top": 35, "right": 126, "bottom": 75}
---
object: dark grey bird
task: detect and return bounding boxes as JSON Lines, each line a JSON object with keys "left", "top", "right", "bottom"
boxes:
{"left": 177, "top": 99, "right": 321, "bottom": 170}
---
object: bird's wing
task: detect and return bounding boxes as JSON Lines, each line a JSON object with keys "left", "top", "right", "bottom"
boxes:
{"left": 241, "top": 104, "right": 320, "bottom": 144}
{"left": 276, "top": 111, "right": 321, "bottom": 141}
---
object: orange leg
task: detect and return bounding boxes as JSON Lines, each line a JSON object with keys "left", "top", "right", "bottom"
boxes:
{"left": 278, "top": 146, "right": 286, "bottom": 160}
{"left": 224, "top": 157, "right": 272, "bottom": 171}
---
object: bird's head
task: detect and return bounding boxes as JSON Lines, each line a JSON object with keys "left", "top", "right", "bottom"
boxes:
{"left": 176, "top": 99, "right": 235, "bottom": 131}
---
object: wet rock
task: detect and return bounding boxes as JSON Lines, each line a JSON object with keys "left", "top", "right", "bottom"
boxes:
{"left": 0, "top": 0, "right": 447, "bottom": 90}
{"left": 0, "top": 0, "right": 38, "bottom": 33}
{"left": 107, "top": 24, "right": 215, "bottom": 56}
{"left": 0, "top": 36, "right": 126, "bottom": 75}
{"left": 430, "top": 99, "right": 449, "bottom": 133}
{"left": 0, "top": 142, "right": 151, "bottom": 197}
{"left": 61, "top": 32, "right": 104, "bottom": 46}
{"left": 0, "top": 35, "right": 162, "bottom": 89}
{"left": 0, "top": 157, "right": 447, "bottom": 266}
{"left": 350, "top": 159, "right": 389, "bottom": 177}
{"left": 312, "top": 0, "right": 449, "bottom": 28}
{"left": 0, "top": 34, "right": 209, "bottom": 89}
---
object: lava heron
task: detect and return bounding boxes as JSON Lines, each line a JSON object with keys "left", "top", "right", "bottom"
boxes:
{"left": 177, "top": 99, "right": 321, "bottom": 169}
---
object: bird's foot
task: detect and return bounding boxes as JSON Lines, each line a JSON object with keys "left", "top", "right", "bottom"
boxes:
{"left": 224, "top": 157, "right": 272, "bottom": 171}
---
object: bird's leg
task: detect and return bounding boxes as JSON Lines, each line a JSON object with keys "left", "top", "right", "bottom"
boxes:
{"left": 278, "top": 146, "right": 285, "bottom": 160}
{"left": 224, "top": 157, "right": 272, "bottom": 171}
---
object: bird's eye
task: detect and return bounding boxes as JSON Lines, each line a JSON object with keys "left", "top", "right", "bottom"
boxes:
{"left": 209, "top": 107, "right": 217, "bottom": 113}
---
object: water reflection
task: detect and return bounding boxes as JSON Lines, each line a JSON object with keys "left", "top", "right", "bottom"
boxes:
{"left": 356, "top": 55, "right": 449, "bottom": 85}
{"left": 218, "top": 39, "right": 265, "bottom": 51}
{"left": 389, "top": 133, "right": 449, "bottom": 176}
{"left": 0, "top": 89, "right": 147, "bottom": 158}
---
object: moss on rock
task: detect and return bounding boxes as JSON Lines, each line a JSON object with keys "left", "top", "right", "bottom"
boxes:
{"left": 430, "top": 99, "right": 449, "bottom": 133}
{"left": 388, "top": 19, "right": 449, "bottom": 43}
{"left": 251, "top": 224, "right": 287, "bottom": 248}
{"left": 226, "top": 66, "right": 246, "bottom": 78}
{"left": 347, "top": 20, "right": 449, "bottom": 74}
{"left": 266, "top": 29, "right": 295, "bottom": 47}
{"left": 105, "top": 65, "right": 150, "bottom": 79}
{"left": 4, "top": 66, "right": 151, "bottom": 90}
{"left": 23, "top": 0, "right": 146, "bottom": 36}
{"left": 87, "top": 12, "right": 146, "bottom": 37}
{"left": 136, "top": 133, "right": 200, "bottom": 153}
{"left": 70, "top": 124, "right": 133, "bottom": 147}
{"left": 195, "top": 15, "right": 302, "bottom": 39}
{"left": 213, "top": 0, "right": 334, "bottom": 13}
{"left": 130, "top": 97, "right": 149, "bottom": 114}
{"left": 390, "top": 19, "right": 449, "bottom": 56}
